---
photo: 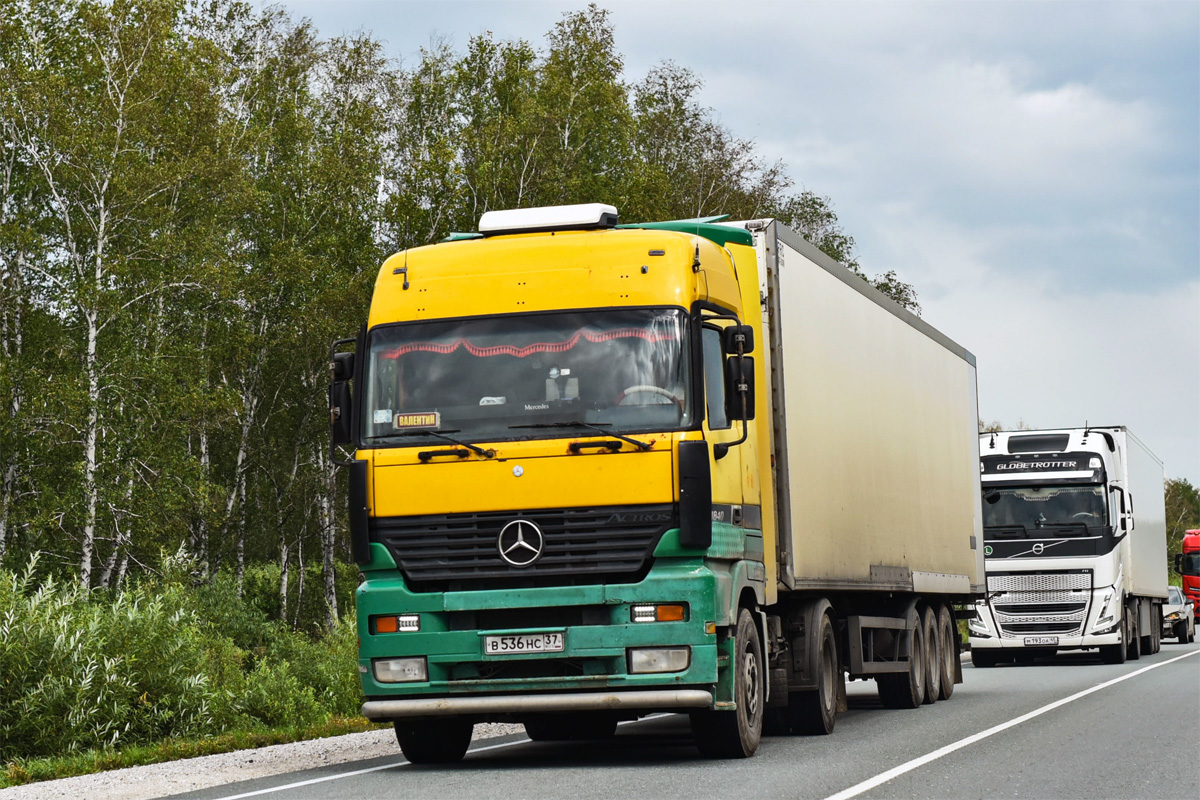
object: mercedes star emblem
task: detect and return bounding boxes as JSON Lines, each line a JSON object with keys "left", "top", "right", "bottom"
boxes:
{"left": 497, "top": 519, "right": 544, "bottom": 567}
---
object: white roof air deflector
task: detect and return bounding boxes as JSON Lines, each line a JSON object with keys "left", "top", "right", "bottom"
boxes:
{"left": 478, "top": 203, "right": 618, "bottom": 236}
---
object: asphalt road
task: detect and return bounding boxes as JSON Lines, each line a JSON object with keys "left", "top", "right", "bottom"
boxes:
{"left": 175, "top": 641, "right": 1200, "bottom": 800}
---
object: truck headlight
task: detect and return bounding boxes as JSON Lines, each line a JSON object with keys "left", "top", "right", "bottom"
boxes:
{"left": 374, "top": 614, "right": 420, "bottom": 633}
{"left": 967, "top": 604, "right": 992, "bottom": 638}
{"left": 1091, "top": 589, "right": 1117, "bottom": 634}
{"left": 628, "top": 647, "right": 690, "bottom": 674}
{"left": 631, "top": 604, "right": 687, "bottom": 623}
{"left": 373, "top": 657, "right": 428, "bottom": 683}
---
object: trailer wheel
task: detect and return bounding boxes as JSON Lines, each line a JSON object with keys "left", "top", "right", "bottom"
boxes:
{"left": 691, "top": 608, "right": 763, "bottom": 758}
{"left": 524, "top": 712, "right": 618, "bottom": 741}
{"left": 791, "top": 611, "right": 839, "bottom": 735}
{"left": 877, "top": 606, "right": 925, "bottom": 709}
{"left": 920, "top": 605, "right": 940, "bottom": 704}
{"left": 394, "top": 718, "right": 474, "bottom": 764}
{"left": 936, "top": 604, "right": 957, "bottom": 699}
{"left": 1141, "top": 604, "right": 1158, "bottom": 655}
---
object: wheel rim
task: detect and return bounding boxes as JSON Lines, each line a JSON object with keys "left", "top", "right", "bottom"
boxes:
{"left": 743, "top": 643, "right": 761, "bottom": 718}
{"left": 911, "top": 617, "right": 925, "bottom": 696}
{"left": 942, "top": 616, "right": 955, "bottom": 679}
{"left": 820, "top": 640, "right": 835, "bottom": 708}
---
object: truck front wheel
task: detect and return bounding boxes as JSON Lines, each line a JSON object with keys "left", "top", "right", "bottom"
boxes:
{"left": 691, "top": 608, "right": 764, "bottom": 758}
{"left": 394, "top": 718, "right": 474, "bottom": 764}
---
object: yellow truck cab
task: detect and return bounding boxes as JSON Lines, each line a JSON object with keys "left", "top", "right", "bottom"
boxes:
{"left": 330, "top": 203, "right": 983, "bottom": 763}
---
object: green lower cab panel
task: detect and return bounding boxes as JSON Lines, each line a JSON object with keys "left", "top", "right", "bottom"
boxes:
{"left": 358, "top": 558, "right": 721, "bottom": 700}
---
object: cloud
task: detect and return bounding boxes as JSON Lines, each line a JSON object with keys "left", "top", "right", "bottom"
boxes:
{"left": 870, "top": 206, "right": 1200, "bottom": 483}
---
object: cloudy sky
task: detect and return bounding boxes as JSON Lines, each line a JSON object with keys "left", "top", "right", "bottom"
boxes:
{"left": 279, "top": 0, "right": 1199, "bottom": 485}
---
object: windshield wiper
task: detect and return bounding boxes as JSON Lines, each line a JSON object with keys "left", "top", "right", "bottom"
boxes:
{"left": 366, "top": 429, "right": 495, "bottom": 459}
{"left": 509, "top": 421, "right": 652, "bottom": 451}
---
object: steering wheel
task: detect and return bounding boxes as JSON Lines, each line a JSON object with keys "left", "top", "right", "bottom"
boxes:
{"left": 616, "top": 384, "right": 682, "bottom": 407}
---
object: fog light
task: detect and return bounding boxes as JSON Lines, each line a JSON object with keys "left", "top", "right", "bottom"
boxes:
{"left": 373, "top": 657, "right": 428, "bottom": 683}
{"left": 374, "top": 614, "right": 420, "bottom": 633}
{"left": 628, "top": 647, "right": 690, "bottom": 674}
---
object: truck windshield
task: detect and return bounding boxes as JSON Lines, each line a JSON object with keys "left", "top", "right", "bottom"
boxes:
{"left": 361, "top": 308, "right": 692, "bottom": 444}
{"left": 982, "top": 484, "right": 1107, "bottom": 534}
{"left": 1181, "top": 553, "right": 1200, "bottom": 576}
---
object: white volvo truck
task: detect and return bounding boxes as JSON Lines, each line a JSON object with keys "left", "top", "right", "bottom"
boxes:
{"left": 969, "top": 427, "right": 1168, "bottom": 665}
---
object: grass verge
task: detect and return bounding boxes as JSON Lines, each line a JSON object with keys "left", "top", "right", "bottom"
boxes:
{"left": 1, "top": 716, "right": 390, "bottom": 789}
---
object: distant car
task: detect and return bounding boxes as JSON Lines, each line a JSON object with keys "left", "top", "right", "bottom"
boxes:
{"left": 1161, "top": 586, "right": 1195, "bottom": 644}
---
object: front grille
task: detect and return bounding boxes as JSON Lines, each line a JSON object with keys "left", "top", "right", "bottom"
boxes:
{"left": 988, "top": 571, "right": 1092, "bottom": 593}
{"left": 993, "top": 602, "right": 1085, "bottom": 616}
{"left": 997, "top": 621, "right": 1082, "bottom": 635}
{"left": 374, "top": 504, "right": 675, "bottom": 591}
{"left": 989, "top": 575, "right": 1092, "bottom": 638}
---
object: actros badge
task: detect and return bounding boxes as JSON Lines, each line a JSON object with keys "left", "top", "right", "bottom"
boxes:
{"left": 497, "top": 519, "right": 544, "bottom": 567}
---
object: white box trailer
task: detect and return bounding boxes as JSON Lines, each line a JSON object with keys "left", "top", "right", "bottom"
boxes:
{"left": 729, "top": 219, "right": 984, "bottom": 727}
{"left": 751, "top": 221, "right": 985, "bottom": 594}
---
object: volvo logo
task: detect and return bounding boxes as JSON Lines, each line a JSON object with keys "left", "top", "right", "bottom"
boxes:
{"left": 1032, "top": 543, "right": 1045, "bottom": 555}
{"left": 497, "top": 519, "right": 544, "bottom": 567}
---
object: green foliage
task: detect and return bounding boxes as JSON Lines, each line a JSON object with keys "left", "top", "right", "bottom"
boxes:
{"left": 1166, "top": 477, "right": 1200, "bottom": 568}
{"left": 0, "top": 557, "right": 361, "bottom": 762}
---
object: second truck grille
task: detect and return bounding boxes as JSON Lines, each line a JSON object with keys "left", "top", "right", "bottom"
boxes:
{"left": 988, "top": 570, "right": 1093, "bottom": 639}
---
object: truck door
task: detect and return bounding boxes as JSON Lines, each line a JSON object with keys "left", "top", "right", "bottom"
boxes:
{"left": 701, "top": 322, "right": 746, "bottom": 538}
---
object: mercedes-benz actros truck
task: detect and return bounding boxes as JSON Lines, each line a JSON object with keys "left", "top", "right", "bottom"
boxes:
{"left": 329, "top": 203, "right": 984, "bottom": 762}
{"left": 969, "top": 427, "right": 1168, "bottom": 666}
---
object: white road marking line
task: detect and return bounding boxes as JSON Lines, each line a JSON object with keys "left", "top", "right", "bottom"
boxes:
{"left": 823, "top": 649, "right": 1200, "bottom": 800}
{"left": 212, "top": 715, "right": 670, "bottom": 799}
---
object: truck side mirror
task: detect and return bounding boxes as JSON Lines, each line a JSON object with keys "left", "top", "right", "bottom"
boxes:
{"left": 721, "top": 325, "right": 755, "bottom": 355}
{"left": 330, "top": 381, "right": 353, "bottom": 444}
{"left": 331, "top": 351, "right": 354, "bottom": 381}
{"left": 724, "top": 356, "right": 756, "bottom": 423}
{"left": 1176, "top": 553, "right": 1184, "bottom": 575}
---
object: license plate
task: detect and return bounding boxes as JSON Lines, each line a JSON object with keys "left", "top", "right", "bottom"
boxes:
{"left": 483, "top": 632, "right": 565, "bottom": 655}
{"left": 1023, "top": 636, "right": 1059, "bottom": 646}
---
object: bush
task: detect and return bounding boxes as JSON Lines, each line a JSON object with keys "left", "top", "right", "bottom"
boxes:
{"left": 0, "top": 556, "right": 362, "bottom": 762}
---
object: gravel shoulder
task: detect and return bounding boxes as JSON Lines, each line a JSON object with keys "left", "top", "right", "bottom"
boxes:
{"left": 0, "top": 723, "right": 525, "bottom": 800}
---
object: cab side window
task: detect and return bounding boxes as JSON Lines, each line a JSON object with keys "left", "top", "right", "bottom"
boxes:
{"left": 702, "top": 327, "right": 729, "bottom": 430}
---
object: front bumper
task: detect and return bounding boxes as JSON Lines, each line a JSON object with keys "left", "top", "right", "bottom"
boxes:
{"left": 969, "top": 632, "right": 1121, "bottom": 651}
{"left": 357, "top": 557, "right": 720, "bottom": 705}
{"left": 362, "top": 689, "right": 713, "bottom": 720}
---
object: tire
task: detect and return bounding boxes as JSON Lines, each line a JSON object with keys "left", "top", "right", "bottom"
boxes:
{"left": 691, "top": 608, "right": 764, "bottom": 758}
{"left": 1143, "top": 606, "right": 1159, "bottom": 655}
{"left": 1101, "top": 616, "right": 1128, "bottom": 664}
{"left": 971, "top": 647, "right": 999, "bottom": 668}
{"left": 394, "top": 718, "right": 474, "bottom": 764}
{"left": 791, "top": 611, "right": 839, "bottom": 735}
{"left": 921, "top": 605, "right": 940, "bottom": 705}
{"left": 1177, "top": 622, "right": 1189, "bottom": 645}
{"left": 1127, "top": 608, "right": 1142, "bottom": 661}
{"left": 877, "top": 606, "right": 925, "bottom": 708}
{"left": 936, "top": 604, "right": 957, "bottom": 700}
{"left": 524, "top": 712, "right": 618, "bottom": 742}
